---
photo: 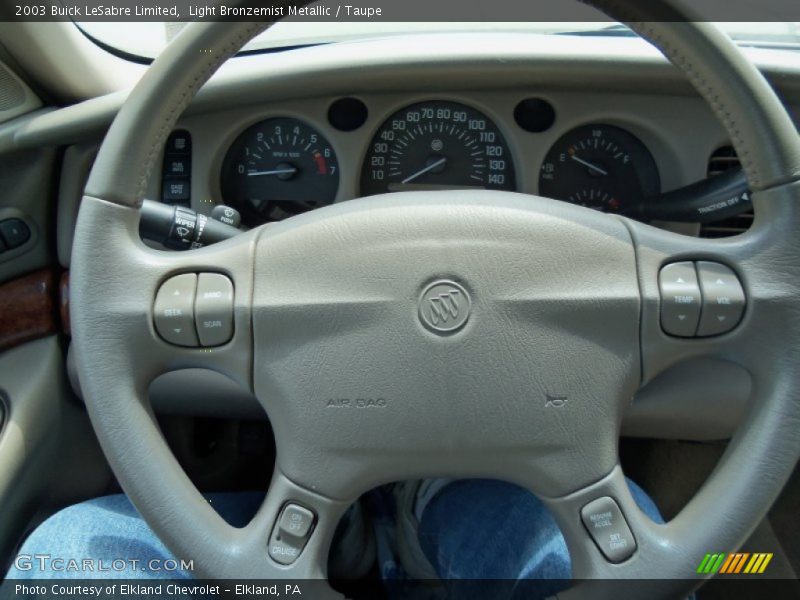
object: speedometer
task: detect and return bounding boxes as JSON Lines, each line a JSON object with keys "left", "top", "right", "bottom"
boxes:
{"left": 361, "top": 101, "right": 516, "bottom": 196}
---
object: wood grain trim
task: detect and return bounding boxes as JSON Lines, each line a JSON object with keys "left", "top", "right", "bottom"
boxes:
{"left": 59, "top": 271, "right": 70, "bottom": 337}
{"left": 0, "top": 269, "right": 59, "bottom": 354}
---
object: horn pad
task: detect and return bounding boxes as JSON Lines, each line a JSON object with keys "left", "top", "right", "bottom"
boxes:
{"left": 252, "top": 191, "right": 640, "bottom": 499}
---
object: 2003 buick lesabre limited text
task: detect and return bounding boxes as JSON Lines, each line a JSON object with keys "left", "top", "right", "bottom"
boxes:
{"left": 21, "top": 4, "right": 180, "bottom": 16}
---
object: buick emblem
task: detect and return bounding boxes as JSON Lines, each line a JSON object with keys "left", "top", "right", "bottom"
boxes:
{"left": 418, "top": 280, "right": 471, "bottom": 333}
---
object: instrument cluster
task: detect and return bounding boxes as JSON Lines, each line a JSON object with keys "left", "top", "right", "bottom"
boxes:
{"left": 218, "top": 97, "right": 663, "bottom": 227}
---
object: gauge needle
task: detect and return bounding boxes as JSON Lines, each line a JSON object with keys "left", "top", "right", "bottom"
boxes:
{"left": 247, "top": 167, "right": 298, "bottom": 177}
{"left": 401, "top": 157, "right": 447, "bottom": 184}
{"left": 570, "top": 155, "right": 608, "bottom": 176}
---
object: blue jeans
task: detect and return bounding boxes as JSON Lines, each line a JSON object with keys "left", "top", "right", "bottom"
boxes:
{"left": 416, "top": 479, "right": 661, "bottom": 599}
{"left": 6, "top": 480, "right": 661, "bottom": 588}
{"left": 6, "top": 493, "right": 264, "bottom": 580}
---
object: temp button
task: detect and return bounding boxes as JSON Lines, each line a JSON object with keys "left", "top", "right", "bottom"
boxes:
{"left": 658, "top": 262, "right": 702, "bottom": 337}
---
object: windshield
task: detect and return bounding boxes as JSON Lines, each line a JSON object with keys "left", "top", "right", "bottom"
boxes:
{"left": 78, "top": 21, "right": 800, "bottom": 60}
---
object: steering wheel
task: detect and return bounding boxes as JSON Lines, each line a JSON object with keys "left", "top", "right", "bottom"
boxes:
{"left": 70, "top": 1, "right": 800, "bottom": 598}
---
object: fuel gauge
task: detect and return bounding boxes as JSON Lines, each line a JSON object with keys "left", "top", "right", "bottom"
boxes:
{"left": 539, "top": 124, "right": 660, "bottom": 214}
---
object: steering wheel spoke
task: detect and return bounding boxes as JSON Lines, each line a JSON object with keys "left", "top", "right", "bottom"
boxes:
{"left": 542, "top": 466, "right": 703, "bottom": 599}
{"left": 73, "top": 195, "right": 258, "bottom": 395}
{"left": 624, "top": 183, "right": 800, "bottom": 386}
{"left": 234, "top": 470, "right": 354, "bottom": 590}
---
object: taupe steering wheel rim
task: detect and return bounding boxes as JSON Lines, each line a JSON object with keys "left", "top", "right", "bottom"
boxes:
{"left": 71, "top": 2, "right": 800, "bottom": 598}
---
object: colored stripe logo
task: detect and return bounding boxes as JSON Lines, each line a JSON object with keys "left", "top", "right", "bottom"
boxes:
{"left": 697, "top": 552, "right": 773, "bottom": 574}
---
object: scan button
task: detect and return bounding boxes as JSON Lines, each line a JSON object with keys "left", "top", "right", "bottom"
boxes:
{"left": 194, "top": 273, "right": 234, "bottom": 347}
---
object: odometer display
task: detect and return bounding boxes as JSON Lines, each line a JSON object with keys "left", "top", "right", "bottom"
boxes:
{"left": 361, "top": 101, "right": 515, "bottom": 196}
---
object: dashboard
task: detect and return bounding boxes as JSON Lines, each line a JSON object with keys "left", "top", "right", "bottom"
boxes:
{"left": 161, "top": 84, "right": 742, "bottom": 234}
{"left": 8, "top": 29, "right": 796, "bottom": 284}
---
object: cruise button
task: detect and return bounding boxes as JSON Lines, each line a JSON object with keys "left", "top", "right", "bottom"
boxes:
{"left": 659, "top": 262, "right": 701, "bottom": 337}
{"left": 268, "top": 502, "right": 317, "bottom": 566}
{"left": 696, "top": 262, "right": 745, "bottom": 337}
{"left": 278, "top": 504, "right": 315, "bottom": 539}
{"left": 581, "top": 496, "right": 637, "bottom": 563}
{"left": 268, "top": 539, "right": 302, "bottom": 565}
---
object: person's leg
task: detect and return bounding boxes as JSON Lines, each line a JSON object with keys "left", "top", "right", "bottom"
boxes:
{"left": 416, "top": 478, "right": 661, "bottom": 596}
{"left": 6, "top": 492, "right": 264, "bottom": 579}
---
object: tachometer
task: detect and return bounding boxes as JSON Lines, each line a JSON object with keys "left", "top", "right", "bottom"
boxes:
{"left": 220, "top": 117, "right": 339, "bottom": 226}
{"left": 361, "top": 101, "right": 515, "bottom": 196}
{"left": 539, "top": 124, "right": 660, "bottom": 214}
